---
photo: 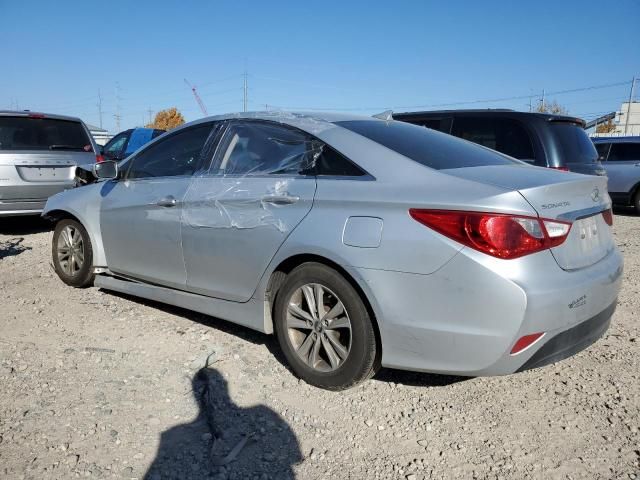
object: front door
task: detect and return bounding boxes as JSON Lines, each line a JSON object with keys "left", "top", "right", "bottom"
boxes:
{"left": 100, "top": 122, "right": 214, "bottom": 289}
{"left": 181, "top": 120, "right": 317, "bottom": 301}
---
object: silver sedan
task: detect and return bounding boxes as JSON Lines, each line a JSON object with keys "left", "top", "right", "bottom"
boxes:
{"left": 43, "top": 112, "right": 623, "bottom": 390}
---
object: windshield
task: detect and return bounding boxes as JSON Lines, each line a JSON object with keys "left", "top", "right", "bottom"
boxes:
{"left": 335, "top": 120, "right": 520, "bottom": 170}
{"left": 0, "top": 116, "right": 92, "bottom": 151}
{"left": 550, "top": 123, "right": 598, "bottom": 164}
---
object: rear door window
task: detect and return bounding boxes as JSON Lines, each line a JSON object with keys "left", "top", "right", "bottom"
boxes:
{"left": 607, "top": 143, "right": 640, "bottom": 162}
{"left": 549, "top": 123, "right": 599, "bottom": 164}
{"left": 451, "top": 117, "right": 536, "bottom": 163}
{"left": 0, "top": 116, "right": 92, "bottom": 151}
{"left": 336, "top": 120, "right": 519, "bottom": 170}
{"left": 103, "top": 132, "right": 129, "bottom": 159}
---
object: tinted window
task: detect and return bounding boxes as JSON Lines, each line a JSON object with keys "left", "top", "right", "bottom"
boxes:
{"left": 127, "top": 124, "right": 212, "bottom": 179}
{"left": 451, "top": 117, "right": 535, "bottom": 161}
{"left": 0, "top": 116, "right": 91, "bottom": 151}
{"left": 608, "top": 143, "right": 640, "bottom": 162}
{"left": 216, "top": 122, "right": 315, "bottom": 175}
{"left": 336, "top": 120, "right": 519, "bottom": 170}
{"left": 103, "top": 132, "right": 129, "bottom": 159}
{"left": 550, "top": 123, "right": 598, "bottom": 164}
{"left": 315, "top": 145, "right": 366, "bottom": 177}
{"left": 417, "top": 118, "right": 452, "bottom": 134}
{"left": 594, "top": 142, "right": 611, "bottom": 161}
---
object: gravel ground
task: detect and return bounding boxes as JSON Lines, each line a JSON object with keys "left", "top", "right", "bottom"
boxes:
{"left": 0, "top": 212, "right": 638, "bottom": 480}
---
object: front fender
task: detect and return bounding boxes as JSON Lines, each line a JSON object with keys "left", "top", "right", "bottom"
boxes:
{"left": 43, "top": 184, "right": 107, "bottom": 267}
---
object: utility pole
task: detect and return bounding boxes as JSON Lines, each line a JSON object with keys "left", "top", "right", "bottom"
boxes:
{"left": 97, "top": 90, "right": 103, "bottom": 128}
{"left": 624, "top": 77, "right": 636, "bottom": 135}
{"left": 114, "top": 82, "right": 122, "bottom": 131}
{"left": 243, "top": 71, "right": 248, "bottom": 112}
{"left": 540, "top": 89, "right": 545, "bottom": 112}
{"left": 147, "top": 108, "right": 154, "bottom": 125}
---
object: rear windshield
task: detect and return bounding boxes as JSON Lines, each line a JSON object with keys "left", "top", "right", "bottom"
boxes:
{"left": 335, "top": 120, "right": 519, "bottom": 170}
{"left": 0, "top": 116, "right": 92, "bottom": 151}
{"left": 550, "top": 123, "right": 598, "bottom": 164}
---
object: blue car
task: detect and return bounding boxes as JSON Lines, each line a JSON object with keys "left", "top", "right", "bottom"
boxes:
{"left": 101, "top": 128, "right": 165, "bottom": 162}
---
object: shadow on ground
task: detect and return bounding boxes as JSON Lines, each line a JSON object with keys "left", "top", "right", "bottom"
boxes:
{"left": 0, "top": 216, "right": 52, "bottom": 235}
{"left": 145, "top": 367, "right": 302, "bottom": 480}
{"left": 0, "top": 237, "right": 31, "bottom": 260}
{"left": 105, "top": 291, "right": 468, "bottom": 389}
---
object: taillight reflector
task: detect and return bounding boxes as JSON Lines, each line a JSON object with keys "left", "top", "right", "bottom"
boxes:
{"left": 409, "top": 210, "right": 572, "bottom": 259}
{"left": 549, "top": 166, "right": 570, "bottom": 172}
{"left": 510, "top": 332, "right": 545, "bottom": 355}
{"left": 95, "top": 154, "right": 104, "bottom": 163}
{"left": 602, "top": 209, "right": 613, "bottom": 226}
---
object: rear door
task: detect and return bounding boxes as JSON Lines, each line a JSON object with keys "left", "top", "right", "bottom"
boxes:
{"left": 181, "top": 120, "right": 317, "bottom": 301}
{"left": 100, "top": 122, "right": 214, "bottom": 289}
{"left": 603, "top": 142, "right": 640, "bottom": 195}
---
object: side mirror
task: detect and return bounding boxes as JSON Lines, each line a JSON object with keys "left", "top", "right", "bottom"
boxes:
{"left": 93, "top": 160, "right": 119, "bottom": 180}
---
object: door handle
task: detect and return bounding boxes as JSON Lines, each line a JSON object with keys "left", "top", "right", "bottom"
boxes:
{"left": 156, "top": 195, "right": 177, "bottom": 207}
{"left": 261, "top": 194, "right": 300, "bottom": 205}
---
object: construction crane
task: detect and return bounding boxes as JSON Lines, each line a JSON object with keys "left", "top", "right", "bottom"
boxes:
{"left": 184, "top": 79, "right": 208, "bottom": 116}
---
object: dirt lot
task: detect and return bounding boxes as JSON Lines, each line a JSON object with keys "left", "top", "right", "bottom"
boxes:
{"left": 0, "top": 212, "right": 638, "bottom": 480}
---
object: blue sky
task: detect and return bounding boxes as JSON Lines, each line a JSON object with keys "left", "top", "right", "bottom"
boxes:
{"left": 1, "top": 1, "right": 638, "bottom": 133}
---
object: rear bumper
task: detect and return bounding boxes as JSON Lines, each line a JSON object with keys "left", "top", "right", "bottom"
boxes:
{"left": 354, "top": 244, "right": 623, "bottom": 376}
{"left": 0, "top": 185, "right": 74, "bottom": 216}
{"left": 517, "top": 301, "right": 615, "bottom": 372}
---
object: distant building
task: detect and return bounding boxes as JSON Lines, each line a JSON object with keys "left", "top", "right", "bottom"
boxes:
{"left": 591, "top": 101, "right": 640, "bottom": 137}
{"left": 86, "top": 123, "right": 112, "bottom": 145}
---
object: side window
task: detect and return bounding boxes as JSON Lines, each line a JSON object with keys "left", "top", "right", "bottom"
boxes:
{"left": 215, "top": 122, "right": 314, "bottom": 175}
{"left": 314, "top": 145, "right": 366, "bottom": 176}
{"left": 594, "top": 143, "right": 610, "bottom": 161}
{"left": 452, "top": 117, "right": 536, "bottom": 162}
{"left": 127, "top": 124, "right": 212, "bottom": 179}
{"left": 103, "top": 132, "right": 129, "bottom": 159}
{"left": 608, "top": 143, "right": 640, "bottom": 162}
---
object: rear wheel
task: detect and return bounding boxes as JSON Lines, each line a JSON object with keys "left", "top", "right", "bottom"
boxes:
{"left": 273, "top": 262, "right": 378, "bottom": 390}
{"left": 633, "top": 189, "right": 640, "bottom": 214}
{"left": 52, "top": 219, "right": 94, "bottom": 288}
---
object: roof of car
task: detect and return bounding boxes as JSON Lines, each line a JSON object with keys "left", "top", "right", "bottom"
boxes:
{"left": 591, "top": 136, "right": 640, "bottom": 143}
{"left": 392, "top": 109, "right": 585, "bottom": 126}
{"left": 0, "top": 110, "right": 84, "bottom": 123}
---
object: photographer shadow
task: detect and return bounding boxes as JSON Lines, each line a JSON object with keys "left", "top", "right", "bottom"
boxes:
{"left": 145, "top": 367, "right": 302, "bottom": 480}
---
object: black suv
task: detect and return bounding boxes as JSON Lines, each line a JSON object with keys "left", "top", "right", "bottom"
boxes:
{"left": 393, "top": 109, "right": 606, "bottom": 176}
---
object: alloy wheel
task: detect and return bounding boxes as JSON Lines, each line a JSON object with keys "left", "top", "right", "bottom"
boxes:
{"left": 286, "top": 283, "right": 352, "bottom": 372}
{"left": 56, "top": 225, "right": 85, "bottom": 276}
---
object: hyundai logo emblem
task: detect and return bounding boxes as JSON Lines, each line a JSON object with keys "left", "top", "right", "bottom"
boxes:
{"left": 591, "top": 188, "right": 600, "bottom": 202}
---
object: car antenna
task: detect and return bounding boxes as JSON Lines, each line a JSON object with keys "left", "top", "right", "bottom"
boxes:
{"left": 372, "top": 110, "right": 393, "bottom": 121}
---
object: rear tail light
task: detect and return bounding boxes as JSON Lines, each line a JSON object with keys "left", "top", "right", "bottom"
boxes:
{"left": 96, "top": 154, "right": 104, "bottom": 163}
{"left": 510, "top": 332, "right": 545, "bottom": 354}
{"left": 409, "top": 210, "right": 572, "bottom": 259}
{"left": 602, "top": 209, "right": 613, "bottom": 226}
{"left": 550, "top": 166, "right": 570, "bottom": 172}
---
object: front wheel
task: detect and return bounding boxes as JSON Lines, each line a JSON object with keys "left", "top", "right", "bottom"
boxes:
{"left": 633, "top": 189, "right": 640, "bottom": 214}
{"left": 52, "top": 219, "right": 95, "bottom": 288}
{"left": 273, "top": 262, "right": 378, "bottom": 390}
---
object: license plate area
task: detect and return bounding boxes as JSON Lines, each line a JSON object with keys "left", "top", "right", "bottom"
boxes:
{"left": 550, "top": 213, "right": 613, "bottom": 270}
{"left": 16, "top": 166, "right": 74, "bottom": 182}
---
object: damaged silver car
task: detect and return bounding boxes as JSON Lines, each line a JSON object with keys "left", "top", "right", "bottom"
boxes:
{"left": 43, "top": 112, "right": 623, "bottom": 390}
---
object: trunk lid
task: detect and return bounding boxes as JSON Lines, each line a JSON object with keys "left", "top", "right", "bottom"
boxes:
{"left": 444, "top": 164, "right": 615, "bottom": 270}
{"left": 0, "top": 150, "right": 93, "bottom": 182}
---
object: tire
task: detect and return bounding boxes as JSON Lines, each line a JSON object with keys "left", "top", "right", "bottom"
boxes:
{"left": 633, "top": 189, "right": 640, "bottom": 214}
{"left": 52, "top": 219, "right": 95, "bottom": 288}
{"left": 273, "top": 262, "right": 378, "bottom": 390}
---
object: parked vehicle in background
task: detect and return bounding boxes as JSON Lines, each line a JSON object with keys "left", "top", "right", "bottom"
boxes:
{"left": 0, "top": 111, "right": 99, "bottom": 216}
{"left": 101, "top": 127, "right": 165, "bottom": 162}
{"left": 393, "top": 109, "right": 606, "bottom": 176}
{"left": 44, "top": 112, "right": 621, "bottom": 390}
{"left": 592, "top": 137, "right": 640, "bottom": 212}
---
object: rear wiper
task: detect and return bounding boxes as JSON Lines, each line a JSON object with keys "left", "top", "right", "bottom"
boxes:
{"left": 49, "top": 145, "right": 86, "bottom": 151}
